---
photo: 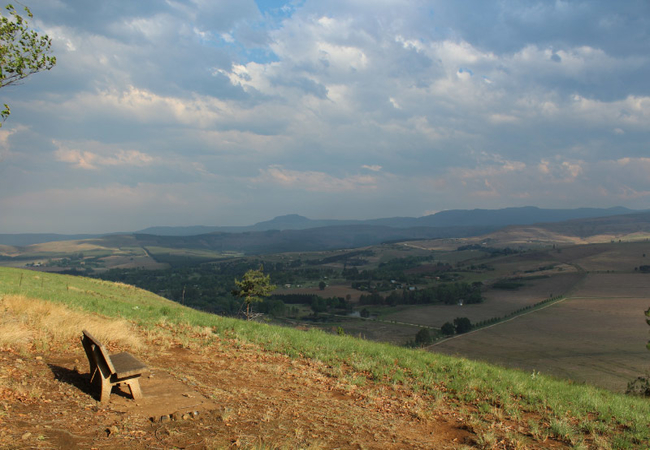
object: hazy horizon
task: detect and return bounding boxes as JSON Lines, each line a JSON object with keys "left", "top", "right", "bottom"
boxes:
{"left": 0, "top": 204, "right": 641, "bottom": 235}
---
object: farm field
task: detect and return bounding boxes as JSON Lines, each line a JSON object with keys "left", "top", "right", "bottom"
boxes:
{"left": 315, "top": 315, "right": 423, "bottom": 345}
{"left": 0, "top": 239, "right": 242, "bottom": 272}
{"left": 553, "top": 241, "right": 650, "bottom": 272}
{"left": 274, "top": 283, "right": 364, "bottom": 302}
{"left": 2, "top": 266, "right": 650, "bottom": 448}
{"left": 432, "top": 273, "right": 650, "bottom": 392}
{"left": 382, "top": 272, "right": 584, "bottom": 328}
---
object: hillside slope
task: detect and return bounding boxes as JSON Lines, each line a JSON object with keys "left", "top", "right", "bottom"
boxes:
{"left": 1, "top": 267, "right": 649, "bottom": 449}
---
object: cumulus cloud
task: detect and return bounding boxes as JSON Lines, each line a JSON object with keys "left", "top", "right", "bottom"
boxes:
{"left": 54, "top": 144, "right": 154, "bottom": 170}
{"left": 2, "top": 0, "right": 650, "bottom": 232}
{"left": 256, "top": 165, "right": 379, "bottom": 192}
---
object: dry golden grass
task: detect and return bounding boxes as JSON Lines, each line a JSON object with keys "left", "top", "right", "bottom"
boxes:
{"left": 0, "top": 320, "right": 32, "bottom": 347}
{"left": 0, "top": 294, "right": 142, "bottom": 351}
{"left": 26, "top": 240, "right": 107, "bottom": 253}
{"left": 0, "top": 244, "right": 19, "bottom": 256}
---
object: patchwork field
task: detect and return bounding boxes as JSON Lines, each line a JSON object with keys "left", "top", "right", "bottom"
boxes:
{"left": 553, "top": 241, "right": 650, "bottom": 272}
{"left": 432, "top": 273, "right": 650, "bottom": 392}
{"left": 382, "top": 272, "right": 584, "bottom": 328}
{"left": 274, "top": 283, "right": 364, "bottom": 302}
{"left": 325, "top": 316, "right": 422, "bottom": 345}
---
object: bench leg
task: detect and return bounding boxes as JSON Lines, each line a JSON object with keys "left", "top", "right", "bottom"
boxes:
{"left": 99, "top": 379, "right": 113, "bottom": 404}
{"left": 125, "top": 379, "right": 143, "bottom": 400}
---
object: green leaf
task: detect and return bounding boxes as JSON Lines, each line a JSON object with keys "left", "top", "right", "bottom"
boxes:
{"left": 0, "top": 3, "right": 56, "bottom": 125}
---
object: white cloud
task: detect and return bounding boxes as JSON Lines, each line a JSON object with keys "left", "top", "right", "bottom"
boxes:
{"left": 256, "top": 165, "right": 379, "bottom": 193}
{"left": 3, "top": 1, "right": 650, "bottom": 232}
{"left": 54, "top": 140, "right": 155, "bottom": 170}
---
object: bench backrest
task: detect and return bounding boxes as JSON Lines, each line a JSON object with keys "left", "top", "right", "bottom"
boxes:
{"left": 81, "top": 329, "right": 117, "bottom": 375}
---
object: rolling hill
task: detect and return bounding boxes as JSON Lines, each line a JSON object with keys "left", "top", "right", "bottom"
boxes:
{"left": 433, "top": 211, "right": 650, "bottom": 249}
{"left": 1, "top": 266, "right": 649, "bottom": 448}
{"left": 137, "top": 206, "right": 639, "bottom": 236}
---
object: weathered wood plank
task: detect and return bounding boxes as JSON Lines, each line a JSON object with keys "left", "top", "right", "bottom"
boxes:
{"left": 110, "top": 352, "right": 149, "bottom": 379}
{"left": 81, "top": 329, "right": 149, "bottom": 403}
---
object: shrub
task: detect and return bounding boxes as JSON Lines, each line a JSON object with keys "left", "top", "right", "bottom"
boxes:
{"left": 415, "top": 328, "right": 432, "bottom": 346}
{"left": 453, "top": 317, "right": 472, "bottom": 334}
{"left": 441, "top": 322, "right": 455, "bottom": 336}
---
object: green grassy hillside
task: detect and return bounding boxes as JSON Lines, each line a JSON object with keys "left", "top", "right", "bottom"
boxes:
{"left": 1, "top": 266, "right": 649, "bottom": 448}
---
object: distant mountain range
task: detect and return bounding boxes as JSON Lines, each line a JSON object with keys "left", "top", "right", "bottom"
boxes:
{"left": 0, "top": 206, "right": 641, "bottom": 248}
{"left": 95, "top": 209, "right": 650, "bottom": 255}
{"left": 137, "top": 206, "right": 637, "bottom": 236}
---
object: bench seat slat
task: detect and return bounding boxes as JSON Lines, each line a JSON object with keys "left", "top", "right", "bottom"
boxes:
{"left": 110, "top": 352, "right": 149, "bottom": 379}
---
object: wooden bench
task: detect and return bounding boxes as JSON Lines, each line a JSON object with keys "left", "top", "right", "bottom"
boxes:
{"left": 81, "top": 329, "right": 149, "bottom": 404}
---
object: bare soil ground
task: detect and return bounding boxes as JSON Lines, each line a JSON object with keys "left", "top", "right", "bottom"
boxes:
{"left": 432, "top": 274, "right": 650, "bottom": 392}
{"left": 1, "top": 327, "right": 481, "bottom": 449}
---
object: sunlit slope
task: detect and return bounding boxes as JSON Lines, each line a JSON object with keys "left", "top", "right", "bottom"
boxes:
{"left": 1, "top": 267, "right": 649, "bottom": 448}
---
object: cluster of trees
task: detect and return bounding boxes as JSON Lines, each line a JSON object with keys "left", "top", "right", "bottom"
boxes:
{"left": 270, "top": 293, "right": 350, "bottom": 314}
{"left": 343, "top": 255, "right": 441, "bottom": 286}
{"left": 458, "top": 263, "right": 494, "bottom": 272}
{"left": 358, "top": 282, "right": 483, "bottom": 306}
{"left": 408, "top": 317, "right": 473, "bottom": 347}
{"left": 306, "top": 249, "right": 372, "bottom": 266}
{"left": 456, "top": 245, "right": 522, "bottom": 256}
{"left": 492, "top": 279, "right": 526, "bottom": 290}
{"left": 269, "top": 265, "right": 336, "bottom": 286}
{"left": 96, "top": 255, "right": 342, "bottom": 317}
{"left": 97, "top": 259, "right": 265, "bottom": 315}
{"left": 471, "top": 296, "right": 564, "bottom": 330}
{"left": 440, "top": 317, "right": 472, "bottom": 336}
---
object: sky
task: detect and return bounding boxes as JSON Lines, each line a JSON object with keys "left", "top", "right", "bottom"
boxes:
{"left": 1, "top": 0, "right": 649, "bottom": 233}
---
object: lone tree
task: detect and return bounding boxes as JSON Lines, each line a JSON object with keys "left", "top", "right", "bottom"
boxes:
{"left": 232, "top": 267, "right": 275, "bottom": 320}
{"left": 1, "top": 3, "right": 56, "bottom": 125}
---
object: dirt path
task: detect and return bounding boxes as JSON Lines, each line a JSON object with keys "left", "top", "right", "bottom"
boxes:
{"left": 0, "top": 330, "right": 475, "bottom": 449}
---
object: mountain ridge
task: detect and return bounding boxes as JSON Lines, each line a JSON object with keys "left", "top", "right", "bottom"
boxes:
{"left": 0, "top": 206, "right": 641, "bottom": 247}
{"left": 137, "top": 206, "right": 639, "bottom": 236}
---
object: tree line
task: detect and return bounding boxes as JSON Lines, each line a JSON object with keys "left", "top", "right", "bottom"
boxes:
{"left": 358, "top": 282, "right": 483, "bottom": 306}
